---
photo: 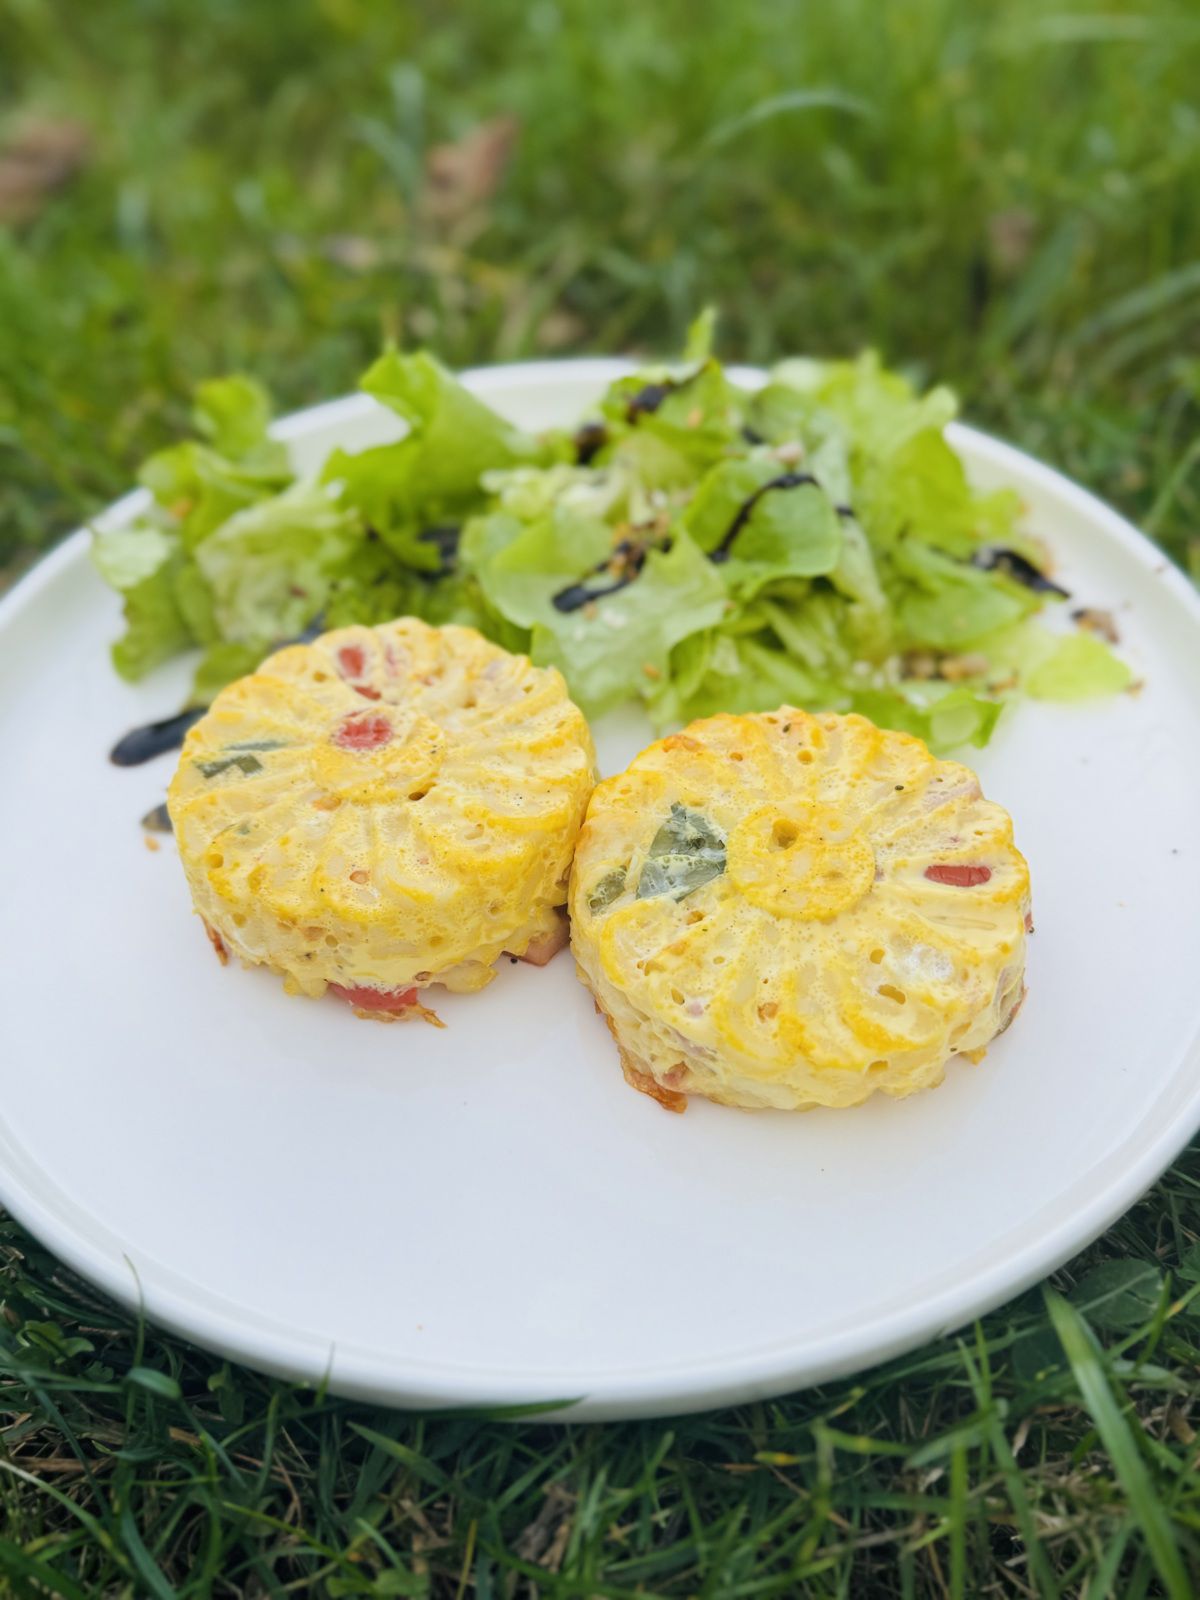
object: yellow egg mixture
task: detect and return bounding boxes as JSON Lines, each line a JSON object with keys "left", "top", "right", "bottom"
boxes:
{"left": 569, "top": 710, "right": 1030, "bottom": 1111}
{"left": 169, "top": 618, "right": 595, "bottom": 1011}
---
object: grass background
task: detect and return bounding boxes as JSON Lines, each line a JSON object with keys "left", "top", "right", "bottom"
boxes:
{"left": 3, "top": 0, "right": 1200, "bottom": 1592}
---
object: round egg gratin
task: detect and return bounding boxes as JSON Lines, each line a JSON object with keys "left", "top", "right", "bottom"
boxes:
{"left": 569, "top": 710, "right": 1031, "bottom": 1111}
{"left": 169, "top": 618, "right": 595, "bottom": 1018}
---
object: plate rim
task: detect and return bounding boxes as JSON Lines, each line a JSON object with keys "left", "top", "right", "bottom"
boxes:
{"left": 3, "top": 357, "right": 1200, "bottom": 1419}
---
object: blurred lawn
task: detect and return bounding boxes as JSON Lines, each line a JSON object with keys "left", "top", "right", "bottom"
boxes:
{"left": 4, "top": 0, "right": 1200, "bottom": 578}
{"left": 3, "top": 3, "right": 1200, "bottom": 1597}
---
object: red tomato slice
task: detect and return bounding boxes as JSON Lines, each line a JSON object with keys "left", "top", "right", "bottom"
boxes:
{"left": 924, "top": 863, "right": 993, "bottom": 887}
{"left": 336, "top": 644, "right": 381, "bottom": 699}
{"left": 333, "top": 712, "right": 392, "bottom": 751}
{"left": 328, "top": 982, "right": 418, "bottom": 1012}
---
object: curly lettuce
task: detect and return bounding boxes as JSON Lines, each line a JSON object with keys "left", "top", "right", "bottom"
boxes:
{"left": 322, "top": 350, "right": 552, "bottom": 571}
{"left": 92, "top": 322, "right": 1134, "bottom": 750}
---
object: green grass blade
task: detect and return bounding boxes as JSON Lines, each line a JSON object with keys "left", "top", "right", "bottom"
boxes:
{"left": 702, "top": 88, "right": 874, "bottom": 150}
{"left": 0, "top": 1538, "right": 91, "bottom": 1600}
{"left": 118, "top": 1508, "right": 177, "bottom": 1600}
{"left": 346, "top": 1423, "right": 451, "bottom": 1491}
{"left": 1045, "top": 1288, "right": 1190, "bottom": 1600}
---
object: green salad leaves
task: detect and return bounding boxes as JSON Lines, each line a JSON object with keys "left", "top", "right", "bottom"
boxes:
{"left": 92, "top": 318, "right": 1132, "bottom": 750}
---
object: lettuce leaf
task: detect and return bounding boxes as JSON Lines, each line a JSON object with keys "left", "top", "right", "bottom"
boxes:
{"left": 849, "top": 684, "right": 1004, "bottom": 752}
{"left": 191, "top": 640, "right": 268, "bottom": 703}
{"left": 968, "top": 620, "right": 1134, "bottom": 700}
{"left": 655, "top": 632, "right": 827, "bottom": 723}
{"left": 468, "top": 504, "right": 726, "bottom": 714}
{"left": 94, "top": 374, "right": 294, "bottom": 680}
{"left": 767, "top": 352, "right": 1026, "bottom": 559}
{"left": 598, "top": 358, "right": 745, "bottom": 488}
{"left": 682, "top": 458, "right": 842, "bottom": 597}
{"left": 653, "top": 626, "right": 1002, "bottom": 753}
{"left": 172, "top": 558, "right": 220, "bottom": 645}
{"left": 755, "top": 591, "right": 857, "bottom": 674}
{"left": 744, "top": 380, "right": 817, "bottom": 447}
{"left": 139, "top": 376, "right": 291, "bottom": 553}
{"left": 90, "top": 329, "right": 1133, "bottom": 753}
{"left": 888, "top": 537, "right": 1038, "bottom": 648}
{"left": 1026, "top": 631, "right": 1134, "bottom": 699}
{"left": 139, "top": 442, "right": 291, "bottom": 554}
{"left": 466, "top": 506, "right": 612, "bottom": 627}
{"left": 191, "top": 375, "right": 277, "bottom": 460}
{"left": 682, "top": 305, "right": 718, "bottom": 365}
{"left": 92, "top": 522, "right": 194, "bottom": 681}
{"left": 324, "top": 350, "right": 547, "bottom": 570}
{"left": 193, "top": 481, "right": 364, "bottom": 645}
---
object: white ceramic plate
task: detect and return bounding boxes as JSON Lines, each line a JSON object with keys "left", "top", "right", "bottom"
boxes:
{"left": 2, "top": 361, "right": 1199, "bottom": 1421}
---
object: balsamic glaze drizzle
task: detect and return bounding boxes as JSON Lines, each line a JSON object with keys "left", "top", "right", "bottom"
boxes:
{"left": 550, "top": 472, "right": 856, "bottom": 612}
{"left": 110, "top": 613, "right": 333, "bottom": 769}
{"left": 551, "top": 569, "right": 642, "bottom": 613}
{"left": 110, "top": 707, "right": 205, "bottom": 766}
{"left": 416, "top": 523, "right": 462, "bottom": 574}
{"left": 709, "top": 472, "right": 819, "bottom": 563}
{"left": 572, "top": 421, "right": 609, "bottom": 464}
{"left": 551, "top": 538, "right": 661, "bottom": 614}
{"left": 972, "top": 546, "right": 1070, "bottom": 599}
{"left": 293, "top": 614, "right": 328, "bottom": 644}
{"left": 141, "top": 802, "right": 173, "bottom": 833}
{"left": 625, "top": 380, "right": 679, "bottom": 421}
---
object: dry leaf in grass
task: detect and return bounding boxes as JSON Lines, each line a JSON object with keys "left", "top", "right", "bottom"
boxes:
{"left": 322, "top": 234, "right": 383, "bottom": 271}
{"left": 513, "top": 1483, "right": 574, "bottom": 1569}
{"left": 987, "top": 207, "right": 1035, "bottom": 274}
{"left": 424, "top": 114, "right": 519, "bottom": 223}
{"left": 535, "top": 308, "right": 586, "bottom": 350}
{"left": 0, "top": 117, "right": 91, "bottom": 224}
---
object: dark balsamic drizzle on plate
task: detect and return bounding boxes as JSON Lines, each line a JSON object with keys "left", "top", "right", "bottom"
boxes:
{"left": 110, "top": 707, "right": 205, "bottom": 766}
{"left": 141, "top": 802, "right": 173, "bottom": 834}
{"left": 972, "top": 546, "right": 1070, "bottom": 598}
{"left": 110, "top": 615, "right": 330, "bottom": 769}
{"left": 293, "top": 613, "right": 327, "bottom": 644}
